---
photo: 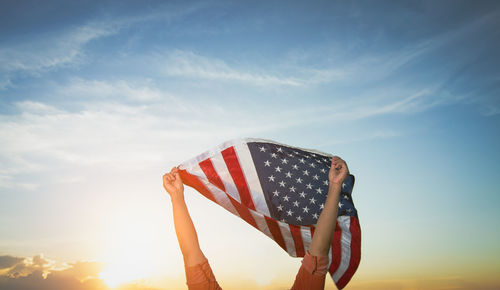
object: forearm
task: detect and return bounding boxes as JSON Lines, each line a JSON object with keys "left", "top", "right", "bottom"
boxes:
{"left": 171, "top": 196, "right": 206, "bottom": 266}
{"left": 309, "top": 183, "right": 342, "bottom": 256}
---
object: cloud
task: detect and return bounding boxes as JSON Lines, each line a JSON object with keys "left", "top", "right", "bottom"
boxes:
{"left": 161, "top": 50, "right": 304, "bottom": 86}
{"left": 0, "top": 254, "right": 163, "bottom": 290}
{"left": 0, "top": 256, "right": 24, "bottom": 269}
{"left": 0, "top": 21, "right": 120, "bottom": 89}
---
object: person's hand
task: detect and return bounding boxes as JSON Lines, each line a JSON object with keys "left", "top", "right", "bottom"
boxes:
{"left": 329, "top": 156, "right": 349, "bottom": 186}
{"left": 163, "top": 167, "right": 184, "bottom": 200}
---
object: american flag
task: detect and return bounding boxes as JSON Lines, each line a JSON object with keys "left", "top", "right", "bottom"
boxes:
{"left": 178, "top": 138, "right": 361, "bottom": 289}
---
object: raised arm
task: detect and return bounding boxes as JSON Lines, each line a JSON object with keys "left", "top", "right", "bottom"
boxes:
{"left": 309, "top": 156, "right": 349, "bottom": 257}
{"left": 163, "top": 167, "right": 206, "bottom": 266}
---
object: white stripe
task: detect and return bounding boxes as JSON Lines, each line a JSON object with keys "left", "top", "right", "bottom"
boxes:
{"left": 191, "top": 163, "right": 239, "bottom": 216}
{"left": 250, "top": 210, "right": 273, "bottom": 239}
{"left": 278, "top": 221, "right": 296, "bottom": 257}
{"left": 234, "top": 143, "right": 271, "bottom": 217}
{"left": 210, "top": 152, "right": 241, "bottom": 203}
{"left": 332, "top": 216, "right": 352, "bottom": 281}
{"left": 328, "top": 245, "right": 333, "bottom": 272}
{"left": 300, "top": 226, "right": 312, "bottom": 254}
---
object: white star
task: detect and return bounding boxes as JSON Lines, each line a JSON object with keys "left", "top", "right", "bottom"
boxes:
{"left": 268, "top": 175, "right": 275, "bottom": 182}
{"left": 299, "top": 158, "right": 305, "bottom": 164}
{"left": 316, "top": 187, "right": 323, "bottom": 194}
{"left": 311, "top": 153, "right": 316, "bottom": 157}
{"left": 303, "top": 206, "right": 309, "bottom": 213}
{"left": 299, "top": 191, "right": 306, "bottom": 198}
{"left": 280, "top": 218, "right": 286, "bottom": 223}
{"left": 283, "top": 195, "right": 290, "bottom": 201}
{"left": 342, "top": 183, "right": 347, "bottom": 189}
{"left": 313, "top": 174, "right": 319, "bottom": 180}
{"left": 289, "top": 186, "right": 296, "bottom": 192}
{"left": 320, "top": 168, "right": 326, "bottom": 173}
{"left": 310, "top": 163, "right": 316, "bottom": 168}
{"left": 309, "top": 197, "right": 316, "bottom": 204}
{"left": 303, "top": 170, "right": 309, "bottom": 176}
{"left": 273, "top": 190, "right": 279, "bottom": 197}
{"left": 293, "top": 200, "right": 299, "bottom": 207}
{"left": 281, "top": 158, "right": 288, "bottom": 164}
{"left": 277, "top": 147, "right": 283, "bottom": 153}
{"left": 296, "top": 216, "right": 302, "bottom": 222}
{"left": 275, "top": 166, "right": 282, "bottom": 172}
{"left": 292, "top": 164, "right": 299, "bottom": 170}
{"left": 347, "top": 208, "right": 352, "bottom": 213}
{"left": 338, "top": 202, "right": 343, "bottom": 208}
{"left": 294, "top": 151, "right": 300, "bottom": 155}
{"left": 285, "top": 171, "right": 292, "bottom": 178}
{"left": 286, "top": 209, "right": 293, "bottom": 216}
{"left": 264, "top": 160, "right": 271, "bottom": 167}
{"left": 277, "top": 204, "right": 283, "bottom": 211}
{"left": 323, "top": 158, "right": 329, "bottom": 163}
{"left": 343, "top": 195, "right": 349, "bottom": 200}
{"left": 271, "top": 153, "right": 278, "bottom": 158}
{"left": 288, "top": 153, "right": 294, "bottom": 157}
{"left": 316, "top": 159, "right": 322, "bottom": 163}
{"left": 312, "top": 213, "right": 319, "bottom": 219}
{"left": 279, "top": 181, "right": 286, "bottom": 187}
{"left": 306, "top": 183, "right": 313, "bottom": 189}
{"left": 296, "top": 177, "right": 303, "bottom": 183}
{"left": 259, "top": 146, "right": 266, "bottom": 152}
{"left": 320, "top": 203, "right": 324, "bottom": 209}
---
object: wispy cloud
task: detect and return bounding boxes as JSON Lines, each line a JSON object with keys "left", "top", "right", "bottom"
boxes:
{"left": 0, "top": 21, "right": 120, "bottom": 89}
{"left": 160, "top": 50, "right": 304, "bottom": 86}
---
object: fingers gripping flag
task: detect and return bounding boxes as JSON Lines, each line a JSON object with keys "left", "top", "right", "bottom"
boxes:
{"left": 178, "top": 138, "right": 361, "bottom": 289}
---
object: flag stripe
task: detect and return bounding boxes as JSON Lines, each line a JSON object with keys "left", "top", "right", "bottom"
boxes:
{"left": 222, "top": 147, "right": 256, "bottom": 210}
{"left": 329, "top": 220, "right": 342, "bottom": 280}
{"left": 289, "top": 225, "right": 305, "bottom": 257}
{"left": 199, "top": 158, "right": 226, "bottom": 192}
{"left": 264, "top": 216, "right": 287, "bottom": 252}
{"left": 250, "top": 210, "right": 273, "bottom": 239}
{"left": 300, "top": 226, "right": 312, "bottom": 254}
{"left": 183, "top": 165, "right": 239, "bottom": 216}
{"left": 227, "top": 192, "right": 259, "bottom": 230}
{"left": 210, "top": 152, "right": 242, "bottom": 203}
{"left": 332, "top": 216, "right": 352, "bottom": 282}
{"left": 234, "top": 143, "right": 271, "bottom": 216}
{"left": 179, "top": 169, "right": 217, "bottom": 203}
{"left": 279, "top": 221, "right": 297, "bottom": 257}
{"left": 336, "top": 217, "right": 362, "bottom": 289}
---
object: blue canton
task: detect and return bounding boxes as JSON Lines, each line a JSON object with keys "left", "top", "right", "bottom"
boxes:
{"left": 248, "top": 142, "right": 357, "bottom": 226}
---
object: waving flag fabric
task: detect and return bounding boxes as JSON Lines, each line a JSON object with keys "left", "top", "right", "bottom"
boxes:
{"left": 178, "top": 138, "right": 361, "bottom": 289}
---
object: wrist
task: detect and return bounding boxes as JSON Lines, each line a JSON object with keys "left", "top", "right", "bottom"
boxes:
{"left": 170, "top": 193, "right": 185, "bottom": 204}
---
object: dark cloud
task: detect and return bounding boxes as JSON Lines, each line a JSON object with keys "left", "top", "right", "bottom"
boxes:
{"left": 0, "top": 255, "right": 24, "bottom": 269}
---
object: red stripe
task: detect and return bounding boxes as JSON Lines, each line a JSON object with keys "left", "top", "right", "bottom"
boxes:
{"left": 181, "top": 166, "right": 258, "bottom": 231}
{"left": 329, "top": 220, "right": 342, "bottom": 276}
{"left": 221, "top": 147, "right": 256, "bottom": 210}
{"left": 199, "top": 158, "right": 226, "bottom": 191}
{"left": 289, "top": 225, "right": 305, "bottom": 257}
{"left": 336, "top": 217, "right": 362, "bottom": 289}
{"left": 226, "top": 194, "right": 259, "bottom": 230}
{"left": 265, "top": 216, "right": 287, "bottom": 252}
{"left": 178, "top": 170, "right": 217, "bottom": 203}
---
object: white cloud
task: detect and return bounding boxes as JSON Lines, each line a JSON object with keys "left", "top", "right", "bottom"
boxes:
{"left": 161, "top": 50, "right": 304, "bottom": 86}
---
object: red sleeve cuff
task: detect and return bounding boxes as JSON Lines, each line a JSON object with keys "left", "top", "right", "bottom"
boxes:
{"left": 301, "top": 251, "right": 329, "bottom": 276}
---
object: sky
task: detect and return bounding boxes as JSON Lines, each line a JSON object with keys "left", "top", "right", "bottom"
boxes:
{"left": 1, "top": 0, "right": 500, "bottom": 289}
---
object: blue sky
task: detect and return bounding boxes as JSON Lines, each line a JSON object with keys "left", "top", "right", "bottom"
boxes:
{"left": 1, "top": 1, "right": 500, "bottom": 289}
